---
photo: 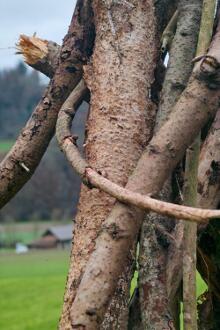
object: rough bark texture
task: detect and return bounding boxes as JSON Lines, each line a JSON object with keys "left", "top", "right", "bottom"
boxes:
{"left": 198, "top": 109, "right": 220, "bottom": 209}
{"left": 140, "top": 0, "right": 202, "bottom": 326}
{"left": 70, "top": 26, "right": 220, "bottom": 326}
{"left": 0, "top": 0, "right": 95, "bottom": 209}
{"left": 155, "top": 0, "right": 202, "bottom": 130}
{"left": 59, "top": 1, "right": 158, "bottom": 329}
{"left": 139, "top": 218, "right": 174, "bottom": 330}
{"left": 17, "top": 35, "right": 61, "bottom": 78}
{"left": 197, "top": 118, "right": 220, "bottom": 328}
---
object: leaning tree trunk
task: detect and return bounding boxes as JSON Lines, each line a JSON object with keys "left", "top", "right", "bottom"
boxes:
{"left": 60, "top": 1, "right": 158, "bottom": 328}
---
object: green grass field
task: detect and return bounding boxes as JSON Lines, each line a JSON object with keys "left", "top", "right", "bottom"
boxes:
{"left": 0, "top": 250, "right": 70, "bottom": 330}
{"left": 0, "top": 139, "right": 14, "bottom": 153}
{"left": 0, "top": 247, "right": 207, "bottom": 330}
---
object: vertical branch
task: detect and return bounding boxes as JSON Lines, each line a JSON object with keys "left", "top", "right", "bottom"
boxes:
{"left": 140, "top": 0, "right": 203, "bottom": 327}
{"left": 183, "top": 1, "right": 216, "bottom": 329}
{"left": 183, "top": 137, "right": 200, "bottom": 330}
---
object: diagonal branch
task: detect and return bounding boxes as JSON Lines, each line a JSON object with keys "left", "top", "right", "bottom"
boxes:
{"left": 0, "top": 0, "right": 95, "bottom": 210}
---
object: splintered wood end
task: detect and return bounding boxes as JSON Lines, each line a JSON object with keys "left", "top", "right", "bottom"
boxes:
{"left": 16, "top": 34, "right": 49, "bottom": 65}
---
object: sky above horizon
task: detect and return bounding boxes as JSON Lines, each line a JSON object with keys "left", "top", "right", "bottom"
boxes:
{"left": 0, "top": 0, "right": 76, "bottom": 70}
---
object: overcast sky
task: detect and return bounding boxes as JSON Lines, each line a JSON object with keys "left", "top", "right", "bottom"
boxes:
{"left": 0, "top": 0, "right": 76, "bottom": 70}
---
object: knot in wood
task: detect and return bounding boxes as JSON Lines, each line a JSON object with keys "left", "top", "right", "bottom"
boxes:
{"left": 102, "top": 223, "right": 128, "bottom": 240}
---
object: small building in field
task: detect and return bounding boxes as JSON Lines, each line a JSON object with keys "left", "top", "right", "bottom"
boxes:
{"left": 28, "top": 224, "right": 73, "bottom": 249}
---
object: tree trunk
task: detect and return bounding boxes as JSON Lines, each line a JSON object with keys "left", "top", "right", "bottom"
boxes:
{"left": 60, "top": 0, "right": 158, "bottom": 328}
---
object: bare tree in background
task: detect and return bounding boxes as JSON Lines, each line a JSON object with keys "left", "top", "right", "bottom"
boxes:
{"left": 2, "top": 0, "right": 220, "bottom": 328}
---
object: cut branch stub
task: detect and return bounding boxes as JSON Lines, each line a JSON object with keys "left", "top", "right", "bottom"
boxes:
{"left": 17, "top": 34, "right": 61, "bottom": 78}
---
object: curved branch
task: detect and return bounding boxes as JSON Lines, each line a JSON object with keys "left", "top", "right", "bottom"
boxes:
{"left": 56, "top": 81, "right": 220, "bottom": 223}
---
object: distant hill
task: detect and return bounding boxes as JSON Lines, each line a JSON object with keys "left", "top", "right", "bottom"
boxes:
{"left": 0, "top": 62, "right": 44, "bottom": 139}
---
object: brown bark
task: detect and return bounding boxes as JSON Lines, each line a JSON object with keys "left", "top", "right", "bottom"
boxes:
{"left": 198, "top": 109, "right": 220, "bottom": 210}
{"left": 167, "top": 0, "right": 216, "bottom": 314}
{"left": 0, "top": 0, "right": 95, "bottom": 210}
{"left": 139, "top": 218, "right": 174, "bottom": 330}
{"left": 196, "top": 108, "right": 220, "bottom": 328}
{"left": 59, "top": 1, "right": 158, "bottom": 329}
{"left": 69, "top": 24, "right": 220, "bottom": 328}
{"left": 140, "top": 0, "right": 202, "bottom": 326}
{"left": 183, "top": 137, "right": 200, "bottom": 330}
{"left": 156, "top": 0, "right": 202, "bottom": 130}
{"left": 17, "top": 34, "right": 60, "bottom": 78}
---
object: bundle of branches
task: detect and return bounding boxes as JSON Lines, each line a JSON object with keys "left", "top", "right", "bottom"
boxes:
{"left": 2, "top": 0, "right": 220, "bottom": 328}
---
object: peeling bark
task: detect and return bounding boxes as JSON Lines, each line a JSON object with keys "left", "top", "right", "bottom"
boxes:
{"left": 0, "top": 0, "right": 95, "bottom": 209}
{"left": 69, "top": 23, "right": 220, "bottom": 327}
{"left": 59, "top": 1, "right": 158, "bottom": 329}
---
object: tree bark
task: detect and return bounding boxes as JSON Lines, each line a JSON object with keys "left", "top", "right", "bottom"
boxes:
{"left": 59, "top": 0, "right": 158, "bottom": 329}
{"left": 140, "top": 0, "right": 202, "bottom": 326}
{"left": 183, "top": 138, "right": 200, "bottom": 330}
{"left": 70, "top": 24, "right": 220, "bottom": 327}
{"left": 156, "top": 0, "right": 202, "bottom": 130}
{"left": 182, "top": 1, "right": 216, "bottom": 328}
{"left": 139, "top": 218, "right": 174, "bottom": 329}
{"left": 198, "top": 109, "right": 220, "bottom": 210}
{"left": 0, "top": 0, "right": 95, "bottom": 209}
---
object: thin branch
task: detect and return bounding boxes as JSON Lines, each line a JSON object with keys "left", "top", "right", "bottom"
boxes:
{"left": 183, "top": 1, "right": 216, "bottom": 328}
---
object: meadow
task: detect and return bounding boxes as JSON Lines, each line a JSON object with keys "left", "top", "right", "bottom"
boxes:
{"left": 0, "top": 221, "right": 207, "bottom": 330}
{"left": 0, "top": 250, "right": 70, "bottom": 330}
{"left": 0, "top": 139, "right": 14, "bottom": 153}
